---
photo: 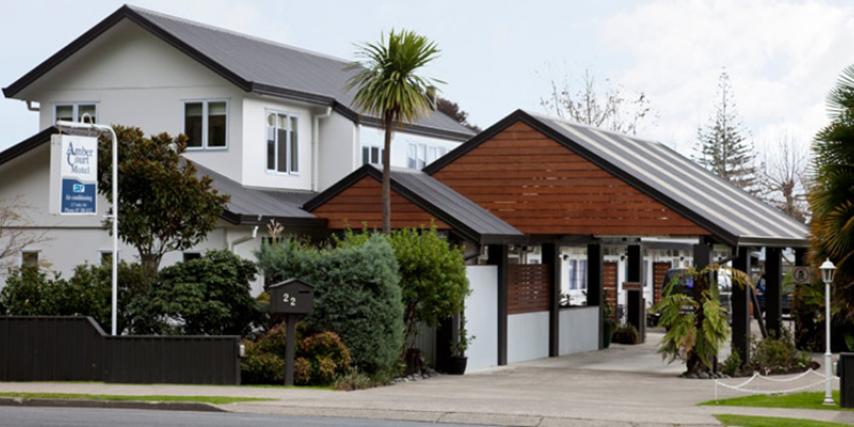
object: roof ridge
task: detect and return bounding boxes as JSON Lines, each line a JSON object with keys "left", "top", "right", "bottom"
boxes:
{"left": 523, "top": 109, "right": 662, "bottom": 147}
{"left": 125, "top": 4, "right": 354, "bottom": 66}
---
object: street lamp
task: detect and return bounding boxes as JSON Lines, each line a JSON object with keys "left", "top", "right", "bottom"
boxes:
{"left": 56, "top": 119, "right": 119, "bottom": 336}
{"left": 819, "top": 258, "right": 836, "bottom": 405}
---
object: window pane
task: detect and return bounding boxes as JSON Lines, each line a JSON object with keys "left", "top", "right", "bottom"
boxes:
{"left": 289, "top": 116, "right": 298, "bottom": 172}
{"left": 207, "top": 102, "right": 226, "bottom": 147}
{"left": 407, "top": 144, "right": 417, "bottom": 169}
{"left": 417, "top": 144, "right": 427, "bottom": 169}
{"left": 183, "top": 252, "right": 201, "bottom": 262}
{"left": 267, "top": 125, "right": 276, "bottom": 170}
{"left": 277, "top": 128, "right": 287, "bottom": 173}
{"left": 580, "top": 260, "right": 588, "bottom": 290}
{"left": 362, "top": 146, "right": 370, "bottom": 165}
{"left": 371, "top": 147, "right": 379, "bottom": 164}
{"left": 184, "top": 103, "right": 203, "bottom": 147}
{"left": 569, "top": 260, "right": 577, "bottom": 290}
{"left": 78, "top": 104, "right": 96, "bottom": 123}
{"left": 100, "top": 252, "right": 112, "bottom": 265}
{"left": 56, "top": 105, "right": 73, "bottom": 122}
{"left": 21, "top": 251, "right": 38, "bottom": 268}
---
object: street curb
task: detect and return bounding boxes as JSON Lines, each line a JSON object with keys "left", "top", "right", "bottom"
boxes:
{"left": 0, "top": 397, "right": 226, "bottom": 413}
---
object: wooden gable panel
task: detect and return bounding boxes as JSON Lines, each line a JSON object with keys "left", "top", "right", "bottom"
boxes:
{"left": 432, "top": 122, "right": 710, "bottom": 236}
{"left": 312, "top": 176, "right": 448, "bottom": 230}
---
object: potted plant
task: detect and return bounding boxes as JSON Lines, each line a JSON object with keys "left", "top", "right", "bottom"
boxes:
{"left": 602, "top": 292, "right": 616, "bottom": 349}
{"left": 448, "top": 317, "right": 474, "bottom": 375}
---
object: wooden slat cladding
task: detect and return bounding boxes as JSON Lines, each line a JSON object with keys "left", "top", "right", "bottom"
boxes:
{"left": 432, "top": 122, "right": 710, "bottom": 236}
{"left": 653, "top": 261, "right": 672, "bottom": 305}
{"left": 312, "top": 176, "right": 449, "bottom": 230}
{"left": 507, "top": 264, "right": 551, "bottom": 314}
{"left": 603, "top": 261, "right": 618, "bottom": 317}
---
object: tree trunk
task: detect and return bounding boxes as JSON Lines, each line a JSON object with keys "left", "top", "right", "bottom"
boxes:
{"left": 382, "top": 114, "right": 394, "bottom": 234}
{"left": 140, "top": 253, "right": 161, "bottom": 282}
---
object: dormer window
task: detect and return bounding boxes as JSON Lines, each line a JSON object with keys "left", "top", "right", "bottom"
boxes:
{"left": 55, "top": 103, "right": 97, "bottom": 124}
{"left": 183, "top": 100, "right": 227, "bottom": 149}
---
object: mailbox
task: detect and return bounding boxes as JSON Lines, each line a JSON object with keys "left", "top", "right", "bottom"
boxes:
{"left": 268, "top": 279, "right": 315, "bottom": 315}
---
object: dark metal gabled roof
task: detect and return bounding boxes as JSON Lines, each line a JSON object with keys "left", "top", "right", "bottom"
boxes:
{"left": 3, "top": 5, "right": 475, "bottom": 141}
{"left": 426, "top": 110, "right": 809, "bottom": 248}
{"left": 304, "top": 165, "right": 523, "bottom": 244}
{"left": 191, "top": 163, "right": 322, "bottom": 227}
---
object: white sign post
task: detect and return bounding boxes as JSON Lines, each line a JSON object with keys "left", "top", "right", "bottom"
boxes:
{"left": 53, "top": 123, "right": 119, "bottom": 336}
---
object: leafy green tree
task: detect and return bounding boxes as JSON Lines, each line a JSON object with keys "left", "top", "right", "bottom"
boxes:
{"left": 695, "top": 70, "right": 759, "bottom": 194}
{"left": 389, "top": 227, "right": 469, "bottom": 346}
{"left": 807, "top": 64, "right": 854, "bottom": 344}
{"left": 97, "top": 126, "right": 229, "bottom": 276}
{"left": 654, "top": 264, "right": 743, "bottom": 375}
{"left": 126, "top": 250, "right": 261, "bottom": 335}
{"left": 348, "top": 30, "right": 442, "bottom": 233}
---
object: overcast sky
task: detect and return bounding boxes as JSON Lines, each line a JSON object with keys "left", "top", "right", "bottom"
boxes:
{"left": 2, "top": 0, "right": 853, "bottom": 158}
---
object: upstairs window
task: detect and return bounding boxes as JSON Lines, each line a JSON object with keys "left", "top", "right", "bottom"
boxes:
{"left": 407, "top": 143, "right": 428, "bottom": 170}
{"left": 266, "top": 112, "right": 299, "bottom": 174}
{"left": 361, "top": 146, "right": 384, "bottom": 166}
{"left": 21, "top": 251, "right": 39, "bottom": 268}
{"left": 55, "top": 103, "right": 97, "bottom": 124}
{"left": 184, "top": 100, "right": 227, "bottom": 149}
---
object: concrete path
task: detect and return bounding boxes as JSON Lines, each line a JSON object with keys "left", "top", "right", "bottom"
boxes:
{"left": 0, "top": 331, "right": 848, "bottom": 426}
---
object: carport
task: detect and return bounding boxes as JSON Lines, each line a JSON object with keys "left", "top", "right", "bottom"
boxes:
{"left": 423, "top": 110, "right": 810, "bottom": 368}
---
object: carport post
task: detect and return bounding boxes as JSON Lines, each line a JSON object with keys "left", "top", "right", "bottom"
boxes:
{"left": 731, "top": 247, "right": 752, "bottom": 365}
{"left": 765, "top": 247, "right": 783, "bottom": 338}
{"left": 543, "top": 242, "right": 561, "bottom": 357}
{"left": 488, "top": 244, "right": 509, "bottom": 366}
{"left": 587, "top": 243, "right": 604, "bottom": 349}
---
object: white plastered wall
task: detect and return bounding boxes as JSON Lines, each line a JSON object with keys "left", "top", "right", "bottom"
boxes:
{"left": 464, "top": 265, "right": 498, "bottom": 372}
{"left": 558, "top": 307, "right": 600, "bottom": 355}
{"left": 507, "top": 311, "right": 549, "bottom": 364}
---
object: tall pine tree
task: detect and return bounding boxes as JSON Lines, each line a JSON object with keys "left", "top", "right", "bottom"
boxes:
{"left": 695, "top": 70, "right": 759, "bottom": 194}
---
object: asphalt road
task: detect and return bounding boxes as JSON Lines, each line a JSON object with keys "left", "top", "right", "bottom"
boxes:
{"left": 0, "top": 407, "right": 486, "bottom": 427}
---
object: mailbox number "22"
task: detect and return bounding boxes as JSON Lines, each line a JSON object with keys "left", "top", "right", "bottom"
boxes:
{"left": 282, "top": 293, "right": 297, "bottom": 307}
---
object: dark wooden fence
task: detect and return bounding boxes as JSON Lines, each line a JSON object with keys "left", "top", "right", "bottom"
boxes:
{"left": 507, "top": 264, "right": 551, "bottom": 314}
{"left": 0, "top": 316, "right": 241, "bottom": 384}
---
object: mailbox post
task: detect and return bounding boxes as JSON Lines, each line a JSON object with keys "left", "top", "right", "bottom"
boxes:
{"left": 268, "top": 279, "right": 315, "bottom": 386}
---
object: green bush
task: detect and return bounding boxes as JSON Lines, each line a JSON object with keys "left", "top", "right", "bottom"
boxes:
{"left": 127, "top": 250, "right": 261, "bottom": 335}
{"left": 388, "top": 227, "right": 469, "bottom": 347}
{"left": 1, "top": 263, "right": 146, "bottom": 333}
{"left": 333, "top": 370, "right": 374, "bottom": 391}
{"left": 611, "top": 324, "right": 641, "bottom": 345}
{"left": 240, "top": 324, "right": 351, "bottom": 385}
{"left": 257, "top": 235, "right": 404, "bottom": 375}
{"left": 721, "top": 351, "right": 742, "bottom": 377}
{"left": 749, "top": 331, "right": 813, "bottom": 375}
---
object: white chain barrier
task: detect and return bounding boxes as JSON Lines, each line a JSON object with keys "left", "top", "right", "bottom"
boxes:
{"left": 713, "top": 369, "right": 840, "bottom": 402}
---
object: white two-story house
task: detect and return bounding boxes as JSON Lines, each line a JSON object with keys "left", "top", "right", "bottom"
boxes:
{"left": 0, "top": 5, "right": 474, "bottom": 292}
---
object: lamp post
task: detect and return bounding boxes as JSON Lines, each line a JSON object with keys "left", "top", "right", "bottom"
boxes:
{"left": 820, "top": 258, "right": 836, "bottom": 405}
{"left": 56, "top": 120, "right": 119, "bottom": 336}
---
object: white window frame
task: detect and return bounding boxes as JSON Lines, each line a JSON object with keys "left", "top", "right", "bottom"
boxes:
{"left": 53, "top": 102, "right": 98, "bottom": 124}
{"left": 361, "top": 145, "right": 384, "bottom": 166}
{"left": 265, "top": 109, "right": 300, "bottom": 175}
{"left": 182, "top": 99, "right": 229, "bottom": 151}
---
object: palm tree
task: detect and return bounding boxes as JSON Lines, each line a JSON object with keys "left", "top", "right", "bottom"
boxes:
{"left": 348, "top": 30, "right": 441, "bottom": 233}
{"left": 810, "top": 64, "right": 854, "bottom": 317}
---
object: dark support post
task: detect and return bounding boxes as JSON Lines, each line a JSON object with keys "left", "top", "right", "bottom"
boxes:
{"left": 765, "top": 247, "right": 783, "bottom": 338}
{"left": 732, "top": 247, "right": 752, "bottom": 365}
{"left": 488, "top": 244, "right": 509, "bottom": 366}
{"left": 627, "top": 244, "right": 642, "bottom": 283}
{"left": 542, "top": 243, "right": 561, "bottom": 357}
{"left": 587, "top": 243, "right": 604, "bottom": 349}
{"left": 284, "top": 314, "right": 300, "bottom": 386}
{"left": 795, "top": 248, "right": 807, "bottom": 266}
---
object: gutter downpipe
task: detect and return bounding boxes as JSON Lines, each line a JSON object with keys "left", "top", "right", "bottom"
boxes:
{"left": 312, "top": 107, "right": 333, "bottom": 191}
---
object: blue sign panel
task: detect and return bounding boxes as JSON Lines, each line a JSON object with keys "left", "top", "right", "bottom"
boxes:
{"left": 61, "top": 178, "right": 97, "bottom": 213}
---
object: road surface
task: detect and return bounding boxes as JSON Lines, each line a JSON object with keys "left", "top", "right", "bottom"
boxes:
{"left": 0, "top": 406, "right": 487, "bottom": 427}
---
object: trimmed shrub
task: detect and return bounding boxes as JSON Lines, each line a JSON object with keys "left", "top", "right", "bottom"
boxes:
{"left": 333, "top": 370, "right": 374, "bottom": 391}
{"left": 748, "top": 331, "right": 813, "bottom": 375}
{"left": 611, "top": 324, "right": 640, "bottom": 345}
{"left": 240, "top": 324, "right": 351, "bottom": 385}
{"left": 257, "top": 235, "right": 404, "bottom": 375}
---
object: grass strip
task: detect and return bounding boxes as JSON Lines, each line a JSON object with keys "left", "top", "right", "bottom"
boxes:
{"left": 715, "top": 414, "right": 851, "bottom": 427}
{"left": 701, "top": 391, "right": 849, "bottom": 411}
{"left": 0, "top": 391, "right": 271, "bottom": 405}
